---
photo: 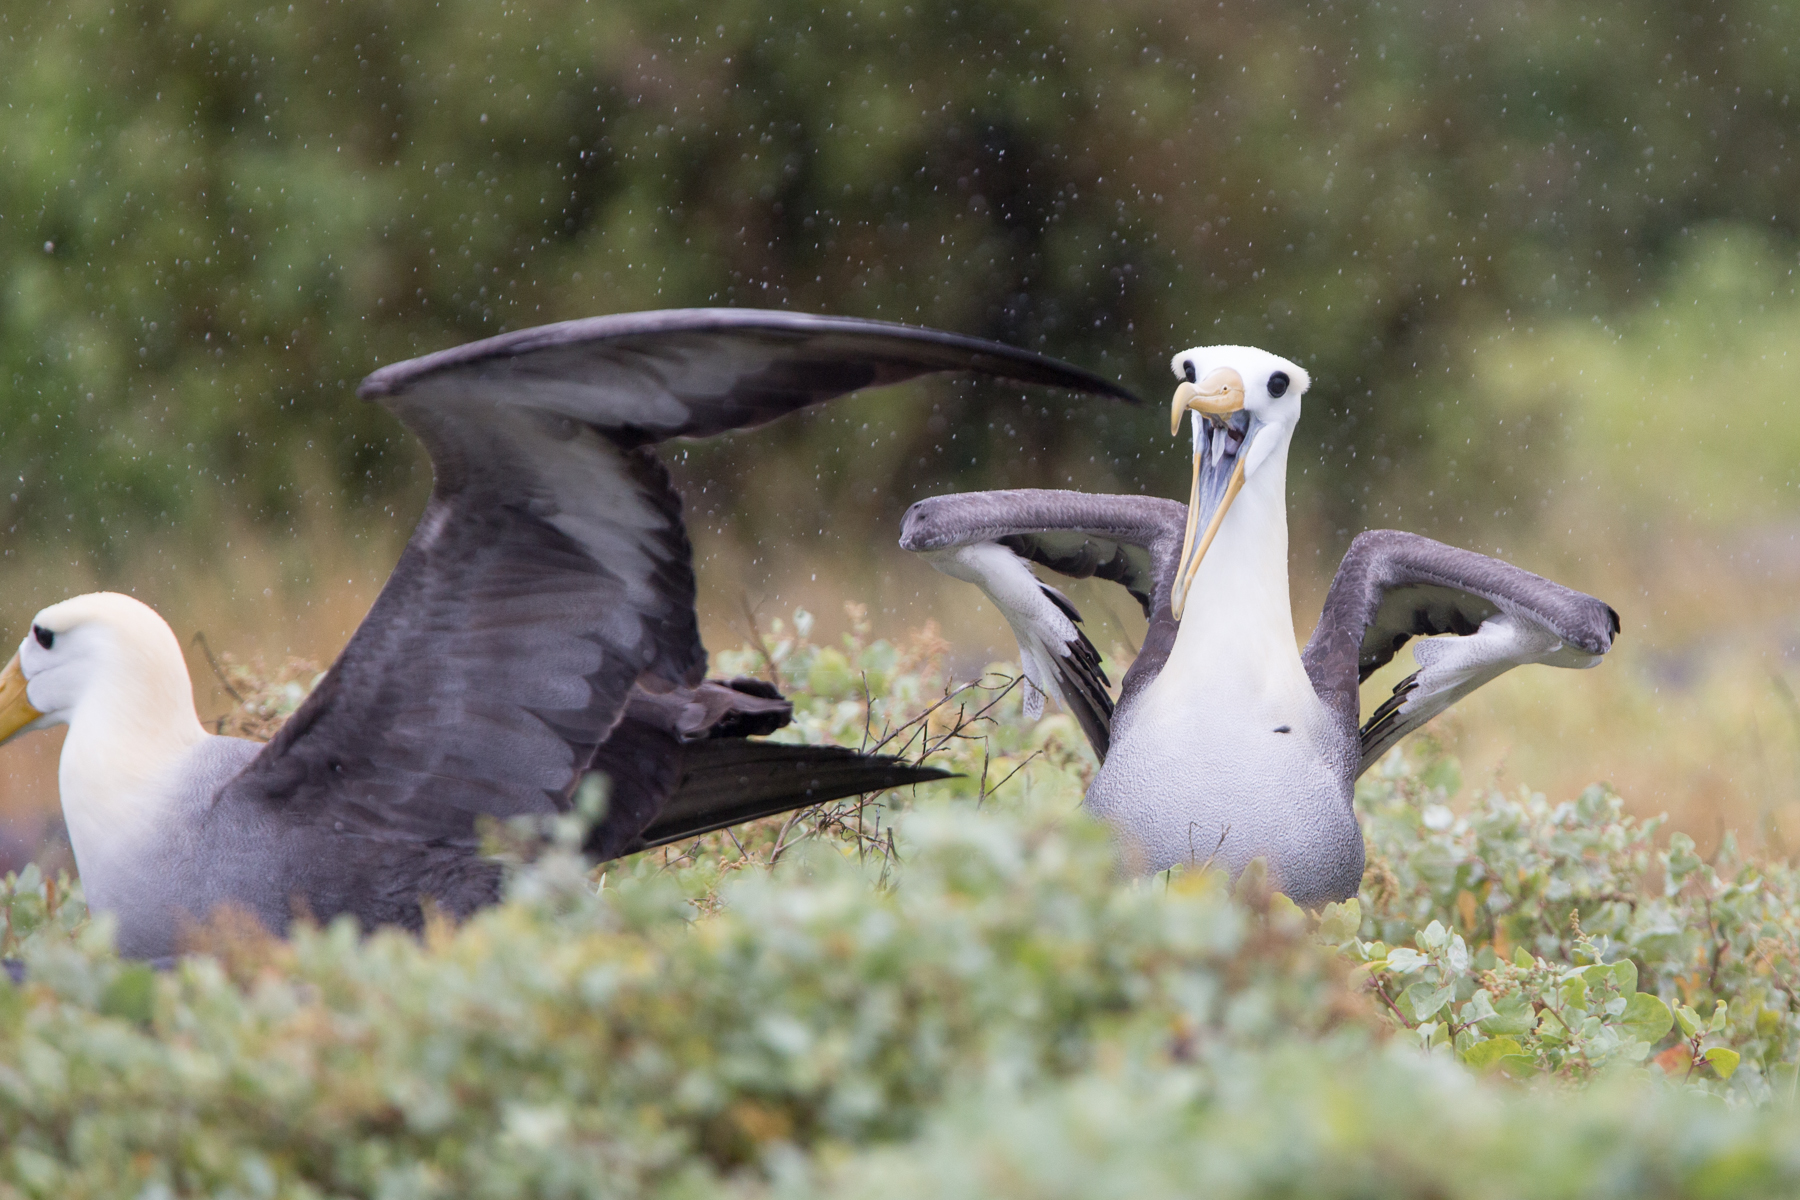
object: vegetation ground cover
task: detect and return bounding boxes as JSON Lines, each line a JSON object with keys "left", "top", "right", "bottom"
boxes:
{"left": 3, "top": 616, "right": 1800, "bottom": 1197}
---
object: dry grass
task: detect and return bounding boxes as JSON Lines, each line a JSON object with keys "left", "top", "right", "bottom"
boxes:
{"left": 1, "top": 507, "right": 1796, "bottom": 870}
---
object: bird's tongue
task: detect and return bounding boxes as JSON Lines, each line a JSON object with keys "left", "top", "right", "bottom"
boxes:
{"left": 1197, "top": 412, "right": 1249, "bottom": 512}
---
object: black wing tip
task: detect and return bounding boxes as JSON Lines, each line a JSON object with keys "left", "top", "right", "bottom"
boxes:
{"left": 1051, "top": 629, "right": 1116, "bottom": 759}
{"left": 624, "top": 744, "right": 959, "bottom": 853}
{"left": 1360, "top": 671, "right": 1420, "bottom": 739}
{"left": 835, "top": 761, "right": 957, "bottom": 790}
{"left": 1040, "top": 583, "right": 1083, "bottom": 624}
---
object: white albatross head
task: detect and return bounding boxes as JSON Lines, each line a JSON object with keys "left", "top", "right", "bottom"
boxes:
{"left": 0, "top": 591, "right": 205, "bottom": 759}
{"left": 1165, "top": 345, "right": 1311, "bottom": 619}
{"left": 0, "top": 593, "right": 214, "bottom": 924}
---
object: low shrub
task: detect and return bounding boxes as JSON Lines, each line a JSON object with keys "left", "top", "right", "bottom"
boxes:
{"left": 0, "top": 611, "right": 1797, "bottom": 1197}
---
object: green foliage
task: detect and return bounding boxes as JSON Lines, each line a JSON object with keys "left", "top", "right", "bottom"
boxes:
{"left": 0, "top": 781, "right": 1347, "bottom": 1194}
{"left": 0, "top": 862, "right": 88, "bottom": 961}
{"left": 762, "top": 1056, "right": 1800, "bottom": 1200}
{"left": 4, "top": 0, "right": 1798, "bottom": 555}
{"left": 1352, "top": 746, "right": 1800, "bottom": 1096}
{"left": 5, "top": 628, "right": 1800, "bottom": 1194}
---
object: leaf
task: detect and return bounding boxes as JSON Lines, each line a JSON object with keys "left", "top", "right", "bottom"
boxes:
{"left": 1708, "top": 1000, "right": 1729, "bottom": 1034}
{"left": 1384, "top": 948, "right": 1428, "bottom": 974}
{"left": 1512, "top": 946, "right": 1535, "bottom": 969}
{"left": 1676, "top": 1004, "right": 1702, "bottom": 1039}
{"left": 1316, "top": 898, "right": 1361, "bottom": 944}
{"left": 1403, "top": 980, "right": 1455, "bottom": 1022}
{"left": 1461, "top": 1036, "right": 1522, "bottom": 1069}
{"left": 1605, "top": 959, "right": 1638, "bottom": 995}
{"left": 1664, "top": 832, "right": 1703, "bottom": 894}
{"left": 1418, "top": 920, "right": 1448, "bottom": 951}
{"left": 1618, "top": 993, "right": 1674, "bottom": 1044}
{"left": 1704, "top": 1047, "right": 1741, "bottom": 1080}
{"left": 1268, "top": 892, "right": 1306, "bottom": 924}
{"left": 1446, "top": 934, "right": 1470, "bottom": 973}
{"left": 1486, "top": 994, "right": 1537, "bottom": 1037}
{"left": 1458, "top": 989, "right": 1498, "bottom": 1025}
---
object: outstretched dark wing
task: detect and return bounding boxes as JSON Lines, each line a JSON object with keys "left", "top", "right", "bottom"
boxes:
{"left": 899, "top": 490, "right": 1186, "bottom": 759}
{"left": 1302, "top": 529, "right": 1620, "bottom": 777}
{"left": 218, "top": 311, "right": 1133, "bottom": 851}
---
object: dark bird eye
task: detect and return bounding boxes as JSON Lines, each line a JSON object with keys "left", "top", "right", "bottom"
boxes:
{"left": 32, "top": 625, "right": 52, "bottom": 650}
{"left": 1267, "top": 371, "right": 1290, "bottom": 398}
{"left": 1183, "top": 360, "right": 1197, "bottom": 384}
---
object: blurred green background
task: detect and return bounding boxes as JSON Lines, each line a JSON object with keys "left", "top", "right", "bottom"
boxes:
{"left": 3, "top": 0, "right": 1800, "bottom": 849}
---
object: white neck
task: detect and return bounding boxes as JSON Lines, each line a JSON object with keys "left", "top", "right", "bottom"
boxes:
{"left": 1151, "top": 425, "right": 1317, "bottom": 716}
{"left": 58, "top": 660, "right": 208, "bottom": 878}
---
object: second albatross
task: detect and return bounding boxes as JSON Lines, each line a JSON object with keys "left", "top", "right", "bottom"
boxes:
{"left": 901, "top": 344, "right": 1619, "bottom": 906}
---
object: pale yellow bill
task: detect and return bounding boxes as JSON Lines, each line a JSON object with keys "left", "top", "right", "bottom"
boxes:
{"left": 0, "top": 651, "right": 40, "bottom": 746}
{"left": 1169, "top": 367, "right": 1249, "bottom": 620}
{"left": 1171, "top": 458, "right": 1247, "bottom": 619}
{"left": 1168, "top": 367, "right": 1247, "bottom": 435}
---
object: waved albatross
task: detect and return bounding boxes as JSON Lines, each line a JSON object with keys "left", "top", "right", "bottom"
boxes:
{"left": 901, "top": 344, "right": 1619, "bottom": 906}
{"left": 0, "top": 308, "right": 1133, "bottom": 958}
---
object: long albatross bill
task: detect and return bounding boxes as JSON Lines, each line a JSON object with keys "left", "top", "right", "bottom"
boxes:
{"left": 0, "top": 652, "right": 40, "bottom": 745}
{"left": 1169, "top": 368, "right": 1252, "bottom": 621}
{"left": 1172, "top": 453, "right": 1247, "bottom": 620}
{"left": 901, "top": 338, "right": 1619, "bottom": 907}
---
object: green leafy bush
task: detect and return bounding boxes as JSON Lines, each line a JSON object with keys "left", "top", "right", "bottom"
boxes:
{"left": 1351, "top": 751, "right": 1800, "bottom": 1096}
{"left": 3, "top": 619, "right": 1800, "bottom": 1197}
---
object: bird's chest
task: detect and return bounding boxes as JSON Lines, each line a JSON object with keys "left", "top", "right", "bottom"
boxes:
{"left": 1133, "top": 619, "right": 1324, "bottom": 737}
{"left": 1083, "top": 642, "right": 1362, "bottom": 898}
{"left": 1098, "top": 691, "right": 1332, "bottom": 803}
{"left": 70, "top": 824, "right": 200, "bottom": 959}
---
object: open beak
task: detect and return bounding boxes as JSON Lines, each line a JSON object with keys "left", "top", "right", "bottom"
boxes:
{"left": 1170, "top": 367, "right": 1252, "bottom": 620}
{"left": 0, "top": 651, "right": 40, "bottom": 746}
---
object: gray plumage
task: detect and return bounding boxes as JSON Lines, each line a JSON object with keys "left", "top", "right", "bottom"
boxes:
{"left": 12, "top": 310, "right": 1133, "bottom": 958}
{"left": 901, "top": 489, "right": 1618, "bottom": 905}
{"left": 899, "top": 490, "right": 1185, "bottom": 756}
{"left": 1303, "top": 530, "right": 1621, "bottom": 775}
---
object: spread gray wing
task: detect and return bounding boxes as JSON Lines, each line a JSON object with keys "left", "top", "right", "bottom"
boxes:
{"left": 217, "top": 311, "right": 1134, "bottom": 853}
{"left": 899, "top": 490, "right": 1186, "bottom": 759}
{"left": 1301, "top": 529, "right": 1621, "bottom": 777}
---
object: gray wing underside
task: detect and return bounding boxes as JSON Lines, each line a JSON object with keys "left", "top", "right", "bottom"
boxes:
{"left": 1301, "top": 529, "right": 1621, "bottom": 778}
{"left": 220, "top": 311, "right": 1134, "bottom": 848}
{"left": 899, "top": 489, "right": 1187, "bottom": 759}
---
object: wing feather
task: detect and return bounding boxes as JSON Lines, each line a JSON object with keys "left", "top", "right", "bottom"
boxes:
{"left": 1301, "top": 529, "right": 1621, "bottom": 777}
{"left": 899, "top": 490, "right": 1187, "bottom": 759}
{"left": 220, "top": 312, "right": 1133, "bottom": 868}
